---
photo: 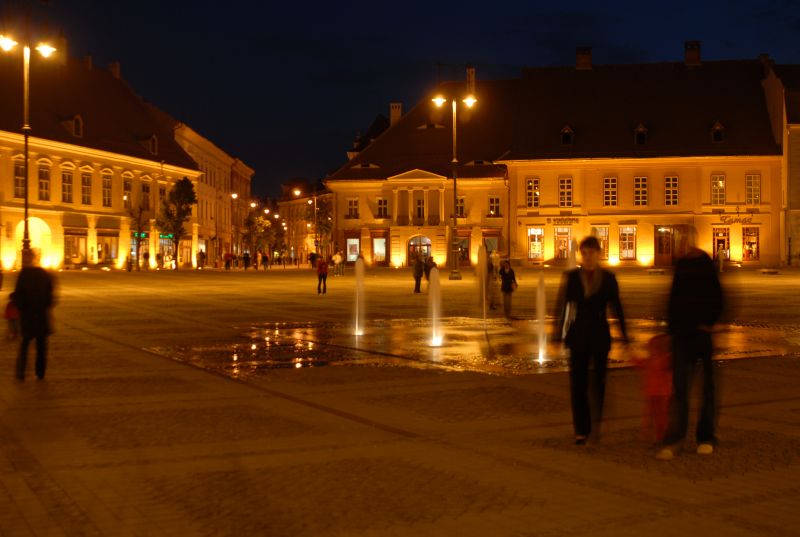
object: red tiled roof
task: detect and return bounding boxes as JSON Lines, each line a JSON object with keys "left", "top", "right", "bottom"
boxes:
{"left": 0, "top": 56, "right": 197, "bottom": 170}
{"left": 329, "top": 60, "right": 779, "bottom": 182}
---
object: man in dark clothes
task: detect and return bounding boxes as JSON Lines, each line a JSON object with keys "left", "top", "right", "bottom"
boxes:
{"left": 13, "top": 261, "right": 56, "bottom": 380}
{"left": 412, "top": 254, "right": 424, "bottom": 293}
{"left": 657, "top": 228, "right": 723, "bottom": 460}
{"left": 556, "top": 236, "right": 628, "bottom": 445}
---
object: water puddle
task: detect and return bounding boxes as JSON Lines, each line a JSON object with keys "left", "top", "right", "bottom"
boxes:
{"left": 150, "top": 318, "right": 800, "bottom": 379}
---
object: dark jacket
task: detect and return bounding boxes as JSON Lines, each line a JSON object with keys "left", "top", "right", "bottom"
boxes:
{"left": 413, "top": 258, "right": 424, "bottom": 279}
{"left": 12, "top": 266, "right": 55, "bottom": 338}
{"left": 668, "top": 249, "right": 723, "bottom": 334}
{"left": 557, "top": 267, "right": 627, "bottom": 353}
{"left": 499, "top": 266, "right": 516, "bottom": 293}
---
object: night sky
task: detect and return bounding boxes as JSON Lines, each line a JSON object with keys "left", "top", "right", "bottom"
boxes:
{"left": 4, "top": 0, "right": 800, "bottom": 197}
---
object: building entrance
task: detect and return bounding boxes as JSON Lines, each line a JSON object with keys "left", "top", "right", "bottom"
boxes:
{"left": 407, "top": 236, "right": 431, "bottom": 265}
{"left": 555, "top": 227, "right": 571, "bottom": 260}
{"left": 713, "top": 227, "right": 730, "bottom": 261}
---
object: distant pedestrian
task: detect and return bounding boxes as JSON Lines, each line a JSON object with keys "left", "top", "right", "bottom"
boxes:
{"left": 5, "top": 293, "right": 19, "bottom": 340}
{"left": 490, "top": 249, "right": 500, "bottom": 280}
{"left": 424, "top": 256, "right": 436, "bottom": 281}
{"left": 498, "top": 260, "right": 517, "bottom": 319}
{"left": 634, "top": 334, "right": 672, "bottom": 443}
{"left": 658, "top": 228, "right": 723, "bottom": 460}
{"left": 413, "top": 255, "right": 424, "bottom": 293}
{"left": 143, "top": 251, "right": 150, "bottom": 270}
{"left": 332, "top": 251, "right": 342, "bottom": 276}
{"left": 243, "top": 251, "right": 251, "bottom": 270}
{"left": 13, "top": 260, "right": 56, "bottom": 380}
{"left": 263, "top": 253, "right": 270, "bottom": 269}
{"left": 317, "top": 257, "right": 329, "bottom": 295}
{"left": 556, "top": 236, "right": 628, "bottom": 445}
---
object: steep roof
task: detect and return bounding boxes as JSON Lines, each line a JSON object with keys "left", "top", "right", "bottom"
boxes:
{"left": 329, "top": 59, "right": 779, "bottom": 182}
{"left": 774, "top": 64, "right": 800, "bottom": 124}
{"left": 0, "top": 56, "right": 197, "bottom": 170}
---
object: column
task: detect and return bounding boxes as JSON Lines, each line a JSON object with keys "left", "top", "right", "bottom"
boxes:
{"left": 439, "top": 188, "right": 445, "bottom": 225}
{"left": 424, "top": 189, "right": 430, "bottom": 225}
{"left": 87, "top": 215, "right": 98, "bottom": 265}
{"left": 119, "top": 217, "right": 131, "bottom": 269}
{"left": 392, "top": 188, "right": 398, "bottom": 225}
{"left": 192, "top": 222, "right": 199, "bottom": 268}
{"left": 149, "top": 220, "right": 158, "bottom": 269}
{"left": 408, "top": 188, "right": 414, "bottom": 224}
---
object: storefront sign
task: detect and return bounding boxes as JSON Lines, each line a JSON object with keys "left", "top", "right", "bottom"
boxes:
{"left": 720, "top": 216, "right": 753, "bottom": 225}
{"left": 547, "top": 217, "right": 579, "bottom": 225}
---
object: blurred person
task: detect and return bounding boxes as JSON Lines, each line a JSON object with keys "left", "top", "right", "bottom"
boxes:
{"left": 317, "top": 256, "right": 329, "bottom": 295}
{"left": 490, "top": 249, "right": 500, "bottom": 280}
{"left": 556, "top": 236, "right": 628, "bottom": 445}
{"left": 424, "top": 255, "right": 436, "bottom": 282}
{"left": 5, "top": 292, "right": 19, "bottom": 340}
{"left": 413, "top": 254, "right": 424, "bottom": 293}
{"left": 243, "top": 251, "right": 251, "bottom": 270}
{"left": 633, "top": 333, "right": 673, "bottom": 443}
{"left": 498, "top": 259, "right": 517, "bottom": 319}
{"left": 657, "top": 228, "right": 723, "bottom": 460}
{"left": 13, "top": 257, "right": 56, "bottom": 380}
{"left": 332, "top": 251, "right": 342, "bottom": 276}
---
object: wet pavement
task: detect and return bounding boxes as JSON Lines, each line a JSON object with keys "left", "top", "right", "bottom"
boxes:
{"left": 0, "top": 269, "right": 799, "bottom": 536}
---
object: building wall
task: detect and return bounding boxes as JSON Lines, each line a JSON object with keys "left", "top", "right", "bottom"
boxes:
{"left": 0, "top": 132, "right": 201, "bottom": 269}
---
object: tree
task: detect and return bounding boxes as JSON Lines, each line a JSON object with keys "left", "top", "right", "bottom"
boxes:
{"left": 305, "top": 196, "right": 333, "bottom": 252}
{"left": 130, "top": 204, "right": 147, "bottom": 271}
{"left": 243, "top": 212, "right": 276, "bottom": 256}
{"left": 156, "top": 177, "right": 197, "bottom": 270}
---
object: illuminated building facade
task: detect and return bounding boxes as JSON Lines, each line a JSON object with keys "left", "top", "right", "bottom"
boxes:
{"left": 328, "top": 44, "right": 793, "bottom": 268}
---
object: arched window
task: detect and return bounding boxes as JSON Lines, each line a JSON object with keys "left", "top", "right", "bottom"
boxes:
{"left": 73, "top": 115, "right": 83, "bottom": 138}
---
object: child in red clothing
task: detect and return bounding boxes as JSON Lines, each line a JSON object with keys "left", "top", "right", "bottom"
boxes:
{"left": 634, "top": 333, "right": 673, "bottom": 443}
{"left": 5, "top": 293, "right": 19, "bottom": 340}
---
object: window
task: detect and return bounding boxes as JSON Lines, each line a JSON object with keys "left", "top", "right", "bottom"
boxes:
{"left": 456, "top": 196, "right": 465, "bottom": 217}
{"left": 526, "top": 178, "right": 540, "bottom": 208}
{"left": 416, "top": 199, "right": 425, "bottom": 218}
{"left": 561, "top": 125, "right": 574, "bottom": 145}
{"left": 102, "top": 173, "right": 112, "bottom": 207}
{"left": 81, "top": 173, "right": 92, "bottom": 204}
{"left": 141, "top": 183, "right": 151, "bottom": 210}
{"left": 123, "top": 180, "right": 132, "bottom": 209}
{"left": 711, "top": 122, "right": 725, "bottom": 143}
{"left": 377, "top": 198, "right": 388, "bottom": 218}
{"left": 73, "top": 116, "right": 83, "bottom": 138}
{"left": 664, "top": 176, "right": 679, "bottom": 206}
{"left": 150, "top": 135, "right": 158, "bottom": 155}
{"left": 61, "top": 171, "right": 73, "bottom": 203}
{"left": 743, "top": 227, "right": 759, "bottom": 261}
{"left": 559, "top": 177, "right": 573, "bottom": 208}
{"left": 14, "top": 162, "right": 25, "bottom": 198}
{"left": 634, "top": 176, "right": 648, "bottom": 206}
{"left": 489, "top": 196, "right": 501, "bottom": 216}
{"left": 527, "top": 227, "right": 544, "bottom": 260}
{"left": 603, "top": 177, "right": 617, "bottom": 207}
{"left": 634, "top": 123, "right": 648, "bottom": 145}
{"left": 159, "top": 186, "right": 166, "bottom": 201}
{"left": 347, "top": 198, "right": 359, "bottom": 218}
{"left": 592, "top": 226, "right": 609, "bottom": 259}
{"left": 619, "top": 226, "right": 637, "bottom": 260}
{"left": 38, "top": 165, "right": 50, "bottom": 201}
{"left": 746, "top": 174, "right": 761, "bottom": 205}
{"left": 711, "top": 174, "right": 726, "bottom": 205}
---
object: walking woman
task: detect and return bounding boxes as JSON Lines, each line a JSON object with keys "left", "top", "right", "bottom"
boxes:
{"left": 498, "top": 260, "right": 517, "bottom": 319}
{"left": 556, "top": 236, "right": 628, "bottom": 445}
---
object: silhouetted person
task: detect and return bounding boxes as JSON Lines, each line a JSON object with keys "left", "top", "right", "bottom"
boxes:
{"left": 658, "top": 229, "right": 723, "bottom": 460}
{"left": 498, "top": 259, "right": 517, "bottom": 319}
{"left": 317, "top": 257, "right": 328, "bottom": 295}
{"left": 413, "top": 255, "right": 424, "bottom": 293}
{"left": 243, "top": 251, "right": 251, "bottom": 270}
{"left": 13, "top": 262, "right": 56, "bottom": 380}
{"left": 556, "top": 236, "right": 628, "bottom": 445}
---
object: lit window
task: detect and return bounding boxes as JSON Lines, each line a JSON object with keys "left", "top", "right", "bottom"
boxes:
{"left": 347, "top": 198, "right": 359, "bottom": 218}
{"left": 38, "top": 165, "right": 50, "bottom": 201}
{"left": 102, "top": 173, "right": 112, "bottom": 207}
{"left": 559, "top": 177, "right": 573, "bottom": 208}
{"left": 634, "top": 176, "right": 648, "bottom": 206}
{"left": 123, "top": 180, "right": 132, "bottom": 209}
{"left": 711, "top": 174, "right": 725, "bottom": 206}
{"left": 619, "top": 226, "right": 637, "bottom": 260}
{"left": 603, "top": 177, "right": 617, "bottom": 207}
{"left": 592, "top": 226, "right": 609, "bottom": 259}
{"left": 664, "top": 176, "right": 679, "bottom": 206}
{"left": 14, "top": 162, "right": 25, "bottom": 199}
{"left": 61, "top": 171, "right": 73, "bottom": 203}
{"left": 743, "top": 227, "right": 759, "bottom": 261}
{"left": 526, "top": 178, "right": 540, "bottom": 208}
{"left": 489, "top": 197, "right": 501, "bottom": 216}
{"left": 81, "top": 173, "right": 92, "bottom": 205}
{"left": 745, "top": 174, "right": 760, "bottom": 205}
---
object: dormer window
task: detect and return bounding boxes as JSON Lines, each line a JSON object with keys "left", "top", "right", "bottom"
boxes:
{"left": 149, "top": 135, "right": 158, "bottom": 155}
{"left": 634, "top": 123, "right": 648, "bottom": 145}
{"left": 73, "top": 115, "right": 83, "bottom": 138}
{"left": 711, "top": 121, "right": 725, "bottom": 143}
{"left": 561, "top": 125, "right": 574, "bottom": 145}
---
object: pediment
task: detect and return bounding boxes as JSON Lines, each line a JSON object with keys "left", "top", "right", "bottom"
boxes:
{"left": 387, "top": 169, "right": 447, "bottom": 182}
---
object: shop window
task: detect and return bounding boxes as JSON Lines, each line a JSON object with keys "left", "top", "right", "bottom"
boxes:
{"left": 592, "top": 226, "right": 609, "bottom": 259}
{"left": 372, "top": 237, "right": 386, "bottom": 263}
{"left": 346, "top": 237, "right": 360, "bottom": 262}
{"left": 619, "top": 226, "right": 637, "bottom": 260}
{"left": 555, "top": 227, "right": 571, "bottom": 259}
{"left": 743, "top": 227, "right": 759, "bottom": 261}
{"left": 527, "top": 227, "right": 544, "bottom": 260}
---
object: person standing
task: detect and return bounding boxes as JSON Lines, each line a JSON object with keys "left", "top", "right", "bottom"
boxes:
{"left": 498, "top": 260, "right": 517, "bottom": 319}
{"left": 556, "top": 236, "right": 628, "bottom": 445}
{"left": 490, "top": 249, "right": 500, "bottom": 280}
{"left": 317, "top": 256, "right": 329, "bottom": 295}
{"left": 13, "top": 261, "right": 56, "bottom": 380}
{"left": 243, "top": 251, "right": 251, "bottom": 270}
{"left": 412, "top": 254, "right": 424, "bottom": 293}
{"left": 332, "top": 251, "right": 342, "bottom": 276}
{"left": 657, "top": 229, "right": 723, "bottom": 460}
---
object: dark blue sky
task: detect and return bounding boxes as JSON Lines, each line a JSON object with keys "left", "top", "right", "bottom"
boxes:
{"left": 7, "top": 0, "right": 800, "bottom": 197}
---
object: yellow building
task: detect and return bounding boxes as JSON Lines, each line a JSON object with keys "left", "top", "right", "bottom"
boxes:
{"left": 328, "top": 44, "right": 788, "bottom": 268}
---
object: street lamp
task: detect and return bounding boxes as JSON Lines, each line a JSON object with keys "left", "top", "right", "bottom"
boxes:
{"left": 433, "top": 93, "right": 476, "bottom": 280}
{"left": 1, "top": 34, "right": 56, "bottom": 267}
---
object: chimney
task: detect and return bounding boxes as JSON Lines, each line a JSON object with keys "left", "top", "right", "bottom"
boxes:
{"left": 108, "top": 61, "right": 121, "bottom": 79}
{"left": 466, "top": 65, "right": 476, "bottom": 94}
{"left": 758, "top": 53, "right": 774, "bottom": 76}
{"left": 684, "top": 41, "right": 701, "bottom": 67}
{"left": 390, "top": 102, "right": 402, "bottom": 126}
{"left": 576, "top": 47, "right": 592, "bottom": 70}
{"left": 83, "top": 55, "right": 92, "bottom": 71}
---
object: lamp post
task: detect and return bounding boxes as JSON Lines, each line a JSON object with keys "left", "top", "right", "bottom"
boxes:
{"left": 433, "top": 93, "right": 476, "bottom": 280}
{"left": 230, "top": 192, "right": 238, "bottom": 261}
{"left": 1, "top": 34, "right": 56, "bottom": 267}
